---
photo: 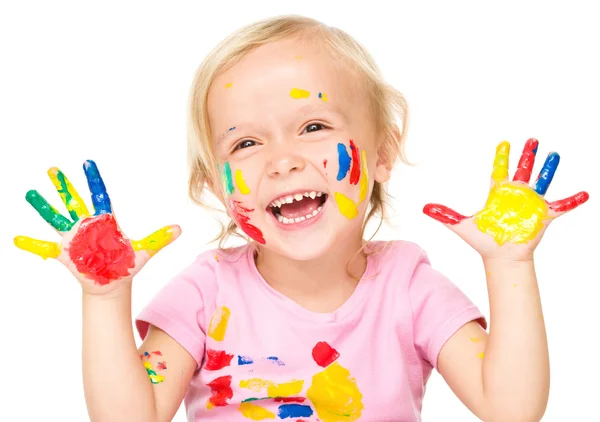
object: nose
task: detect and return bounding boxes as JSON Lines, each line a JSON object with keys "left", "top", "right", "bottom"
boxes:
{"left": 266, "top": 150, "right": 306, "bottom": 177}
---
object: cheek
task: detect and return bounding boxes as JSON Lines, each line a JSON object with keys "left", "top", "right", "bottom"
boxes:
{"left": 218, "top": 161, "right": 254, "bottom": 198}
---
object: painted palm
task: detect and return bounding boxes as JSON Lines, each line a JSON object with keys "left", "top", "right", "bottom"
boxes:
{"left": 424, "top": 139, "right": 589, "bottom": 258}
{"left": 14, "top": 160, "right": 180, "bottom": 291}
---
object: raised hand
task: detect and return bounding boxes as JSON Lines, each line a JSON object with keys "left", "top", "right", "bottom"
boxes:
{"left": 423, "top": 139, "right": 589, "bottom": 260}
{"left": 14, "top": 160, "right": 181, "bottom": 293}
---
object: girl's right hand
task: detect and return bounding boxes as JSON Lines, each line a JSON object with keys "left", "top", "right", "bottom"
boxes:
{"left": 14, "top": 160, "right": 181, "bottom": 295}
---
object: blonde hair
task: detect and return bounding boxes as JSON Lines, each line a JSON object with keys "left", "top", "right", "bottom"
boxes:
{"left": 187, "top": 15, "right": 409, "bottom": 248}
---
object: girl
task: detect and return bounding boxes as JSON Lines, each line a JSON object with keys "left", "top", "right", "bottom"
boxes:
{"left": 14, "top": 15, "right": 589, "bottom": 422}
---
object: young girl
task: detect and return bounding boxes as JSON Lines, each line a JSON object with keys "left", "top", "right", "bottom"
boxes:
{"left": 15, "top": 15, "right": 589, "bottom": 422}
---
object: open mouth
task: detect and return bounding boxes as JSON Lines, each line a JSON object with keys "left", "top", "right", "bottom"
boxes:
{"left": 268, "top": 191, "right": 328, "bottom": 224}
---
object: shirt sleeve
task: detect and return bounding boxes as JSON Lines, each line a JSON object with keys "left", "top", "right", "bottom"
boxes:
{"left": 409, "top": 251, "right": 487, "bottom": 370}
{"left": 135, "top": 254, "right": 217, "bottom": 367}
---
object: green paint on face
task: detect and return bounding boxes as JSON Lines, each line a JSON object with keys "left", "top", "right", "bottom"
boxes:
{"left": 223, "top": 162, "right": 235, "bottom": 195}
{"left": 26, "top": 190, "right": 73, "bottom": 231}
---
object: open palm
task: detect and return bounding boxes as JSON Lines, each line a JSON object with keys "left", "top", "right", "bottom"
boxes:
{"left": 14, "top": 160, "right": 180, "bottom": 294}
{"left": 423, "top": 139, "right": 589, "bottom": 260}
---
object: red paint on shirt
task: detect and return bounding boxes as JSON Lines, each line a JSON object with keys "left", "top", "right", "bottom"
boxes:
{"left": 312, "top": 341, "right": 340, "bottom": 367}
{"left": 205, "top": 350, "right": 234, "bottom": 370}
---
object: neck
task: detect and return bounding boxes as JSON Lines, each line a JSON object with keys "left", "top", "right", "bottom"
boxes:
{"left": 254, "top": 236, "right": 367, "bottom": 312}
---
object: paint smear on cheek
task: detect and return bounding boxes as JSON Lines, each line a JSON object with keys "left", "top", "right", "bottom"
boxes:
{"left": 238, "top": 402, "right": 275, "bottom": 420}
{"left": 230, "top": 200, "right": 266, "bottom": 244}
{"left": 206, "top": 375, "right": 233, "bottom": 409}
{"left": 307, "top": 362, "right": 364, "bottom": 422}
{"left": 336, "top": 143, "right": 351, "bottom": 181}
{"left": 225, "top": 83, "right": 232, "bottom": 88}
{"left": 68, "top": 214, "right": 135, "bottom": 285}
{"left": 234, "top": 169, "right": 251, "bottom": 194}
{"left": 334, "top": 192, "right": 358, "bottom": 219}
{"left": 348, "top": 140, "right": 361, "bottom": 185}
{"left": 473, "top": 183, "right": 550, "bottom": 245}
{"left": 290, "top": 88, "right": 310, "bottom": 99}
{"left": 223, "top": 162, "right": 235, "bottom": 195}
{"left": 207, "top": 306, "right": 231, "bottom": 341}
{"left": 323, "top": 159, "right": 328, "bottom": 169}
{"left": 359, "top": 150, "right": 369, "bottom": 202}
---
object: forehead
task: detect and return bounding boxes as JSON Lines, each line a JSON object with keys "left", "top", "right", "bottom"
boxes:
{"left": 207, "top": 38, "right": 370, "bottom": 131}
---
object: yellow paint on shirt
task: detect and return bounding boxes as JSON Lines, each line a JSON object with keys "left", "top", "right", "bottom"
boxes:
{"left": 307, "top": 362, "right": 364, "bottom": 422}
{"left": 267, "top": 380, "right": 304, "bottom": 397}
{"left": 14, "top": 236, "right": 61, "bottom": 259}
{"left": 334, "top": 192, "right": 358, "bottom": 219}
{"left": 358, "top": 150, "right": 369, "bottom": 202}
{"left": 132, "top": 225, "right": 178, "bottom": 256}
{"left": 238, "top": 402, "right": 275, "bottom": 420}
{"left": 473, "top": 182, "right": 550, "bottom": 245}
{"left": 240, "top": 378, "right": 273, "bottom": 392}
{"left": 290, "top": 88, "right": 310, "bottom": 99}
{"left": 491, "top": 141, "right": 510, "bottom": 182}
{"left": 235, "top": 169, "right": 251, "bottom": 194}
{"left": 225, "top": 83, "right": 232, "bottom": 88}
{"left": 207, "top": 306, "right": 231, "bottom": 341}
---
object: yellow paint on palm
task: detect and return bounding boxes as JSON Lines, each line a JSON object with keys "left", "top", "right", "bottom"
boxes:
{"left": 47, "top": 167, "right": 90, "bottom": 220}
{"left": 334, "top": 192, "right": 358, "bottom": 219}
{"left": 474, "top": 182, "right": 550, "bottom": 245}
{"left": 290, "top": 88, "right": 310, "bottom": 99}
{"left": 207, "top": 306, "right": 231, "bottom": 341}
{"left": 267, "top": 379, "right": 304, "bottom": 397}
{"left": 358, "top": 150, "right": 368, "bottom": 202}
{"left": 307, "top": 362, "right": 364, "bottom": 421}
{"left": 491, "top": 141, "right": 510, "bottom": 182}
{"left": 132, "top": 225, "right": 178, "bottom": 256}
{"left": 240, "top": 378, "right": 273, "bottom": 392}
{"left": 235, "top": 169, "right": 251, "bottom": 194}
{"left": 238, "top": 402, "right": 275, "bottom": 420}
{"left": 14, "top": 236, "right": 61, "bottom": 259}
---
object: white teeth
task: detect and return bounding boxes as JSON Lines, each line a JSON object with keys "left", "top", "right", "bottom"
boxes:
{"left": 276, "top": 204, "right": 325, "bottom": 224}
{"left": 316, "top": 192, "right": 322, "bottom": 197}
{"left": 309, "top": 191, "right": 316, "bottom": 199}
{"left": 285, "top": 195, "right": 294, "bottom": 204}
{"left": 294, "top": 193, "right": 303, "bottom": 201}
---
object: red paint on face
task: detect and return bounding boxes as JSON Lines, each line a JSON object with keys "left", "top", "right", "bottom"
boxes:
{"left": 230, "top": 200, "right": 266, "bottom": 244}
{"left": 68, "top": 214, "right": 135, "bottom": 285}
{"left": 349, "top": 140, "right": 361, "bottom": 185}
{"left": 423, "top": 204, "right": 468, "bottom": 225}
{"left": 207, "top": 375, "right": 233, "bottom": 407}
{"left": 312, "top": 341, "right": 340, "bottom": 367}
{"left": 205, "top": 350, "right": 234, "bottom": 370}
{"left": 323, "top": 159, "right": 328, "bottom": 168}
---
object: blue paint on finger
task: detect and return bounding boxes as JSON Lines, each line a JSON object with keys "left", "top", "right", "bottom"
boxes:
{"left": 83, "top": 160, "right": 112, "bottom": 215}
{"left": 533, "top": 152, "right": 560, "bottom": 195}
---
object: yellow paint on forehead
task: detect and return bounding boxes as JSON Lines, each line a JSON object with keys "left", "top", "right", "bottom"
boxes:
{"left": 238, "top": 402, "right": 275, "bottom": 420}
{"left": 334, "top": 192, "right": 358, "bottom": 219}
{"left": 207, "top": 306, "right": 231, "bottom": 341}
{"left": 290, "top": 88, "right": 310, "bottom": 99}
{"left": 307, "top": 362, "right": 364, "bottom": 422}
{"left": 474, "top": 182, "right": 550, "bottom": 245}
{"left": 234, "top": 169, "right": 251, "bottom": 195}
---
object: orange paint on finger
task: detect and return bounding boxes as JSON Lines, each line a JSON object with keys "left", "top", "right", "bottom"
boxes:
{"left": 132, "top": 225, "right": 179, "bottom": 256}
{"left": 208, "top": 306, "right": 231, "bottom": 341}
{"left": 14, "top": 236, "right": 61, "bottom": 259}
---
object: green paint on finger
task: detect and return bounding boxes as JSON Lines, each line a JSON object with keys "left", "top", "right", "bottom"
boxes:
{"left": 26, "top": 190, "right": 72, "bottom": 231}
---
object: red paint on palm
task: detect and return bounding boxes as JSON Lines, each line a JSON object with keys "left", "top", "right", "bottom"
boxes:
{"left": 207, "top": 375, "right": 233, "bottom": 407}
{"left": 205, "top": 350, "right": 234, "bottom": 370}
{"left": 548, "top": 191, "right": 589, "bottom": 213}
{"left": 312, "top": 341, "right": 340, "bottom": 367}
{"left": 423, "top": 204, "right": 468, "bottom": 225}
{"left": 349, "top": 140, "right": 360, "bottom": 185}
{"left": 230, "top": 200, "right": 266, "bottom": 244}
{"left": 513, "top": 138, "right": 539, "bottom": 183}
{"left": 68, "top": 213, "right": 135, "bottom": 285}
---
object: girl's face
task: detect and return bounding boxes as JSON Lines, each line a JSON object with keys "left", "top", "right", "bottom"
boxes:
{"left": 207, "top": 39, "right": 390, "bottom": 260}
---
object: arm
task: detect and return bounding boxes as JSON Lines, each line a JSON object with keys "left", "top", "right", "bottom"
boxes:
{"left": 83, "top": 286, "right": 197, "bottom": 422}
{"left": 437, "top": 258, "right": 549, "bottom": 422}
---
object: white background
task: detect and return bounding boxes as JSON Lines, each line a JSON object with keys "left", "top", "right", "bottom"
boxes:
{"left": 1, "top": 1, "right": 598, "bottom": 420}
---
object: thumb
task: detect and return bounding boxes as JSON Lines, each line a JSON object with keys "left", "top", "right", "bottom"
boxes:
{"left": 132, "top": 224, "right": 182, "bottom": 257}
{"left": 423, "top": 203, "right": 468, "bottom": 226}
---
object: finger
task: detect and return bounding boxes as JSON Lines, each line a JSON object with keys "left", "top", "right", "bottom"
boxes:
{"left": 533, "top": 152, "right": 560, "bottom": 196}
{"left": 423, "top": 203, "right": 468, "bottom": 225}
{"left": 512, "top": 138, "right": 538, "bottom": 183}
{"left": 14, "top": 235, "right": 61, "bottom": 259}
{"left": 548, "top": 191, "right": 589, "bottom": 214}
{"left": 132, "top": 224, "right": 181, "bottom": 257}
{"left": 25, "top": 190, "right": 73, "bottom": 232}
{"left": 83, "top": 160, "right": 112, "bottom": 215}
{"left": 47, "top": 167, "right": 90, "bottom": 222}
{"left": 491, "top": 141, "right": 510, "bottom": 183}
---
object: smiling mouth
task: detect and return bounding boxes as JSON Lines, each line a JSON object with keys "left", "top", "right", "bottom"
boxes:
{"left": 268, "top": 191, "right": 328, "bottom": 224}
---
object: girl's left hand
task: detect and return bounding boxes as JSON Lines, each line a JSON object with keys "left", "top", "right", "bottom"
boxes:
{"left": 423, "top": 138, "right": 589, "bottom": 261}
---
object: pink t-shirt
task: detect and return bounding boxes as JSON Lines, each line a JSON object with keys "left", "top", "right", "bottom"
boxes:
{"left": 136, "top": 240, "right": 486, "bottom": 422}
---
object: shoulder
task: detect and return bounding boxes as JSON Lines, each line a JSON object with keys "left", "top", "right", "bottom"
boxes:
{"left": 367, "top": 239, "right": 430, "bottom": 278}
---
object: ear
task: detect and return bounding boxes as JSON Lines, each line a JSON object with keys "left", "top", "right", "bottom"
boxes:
{"left": 373, "top": 125, "right": 400, "bottom": 183}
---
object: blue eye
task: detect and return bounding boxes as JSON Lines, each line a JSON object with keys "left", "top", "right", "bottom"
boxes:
{"left": 303, "top": 123, "right": 325, "bottom": 133}
{"left": 234, "top": 140, "right": 257, "bottom": 150}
